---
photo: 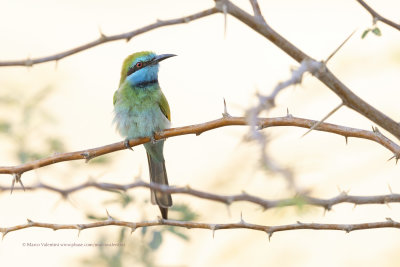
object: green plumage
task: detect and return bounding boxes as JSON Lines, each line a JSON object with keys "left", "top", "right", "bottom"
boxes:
{"left": 113, "top": 51, "right": 175, "bottom": 219}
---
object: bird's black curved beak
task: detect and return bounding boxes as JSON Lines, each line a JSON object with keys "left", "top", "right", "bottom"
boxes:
{"left": 153, "top": 54, "right": 177, "bottom": 64}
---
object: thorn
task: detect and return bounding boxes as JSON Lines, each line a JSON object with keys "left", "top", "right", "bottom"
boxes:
{"left": 226, "top": 196, "right": 234, "bottom": 206}
{"left": 388, "top": 184, "right": 393, "bottom": 194}
{"left": 341, "top": 189, "right": 349, "bottom": 197}
{"left": 286, "top": 108, "right": 292, "bottom": 118}
{"left": 210, "top": 224, "right": 216, "bottom": 239}
{"left": 223, "top": 3, "right": 228, "bottom": 38}
{"left": 195, "top": 132, "right": 203, "bottom": 136}
{"left": 353, "top": 203, "right": 357, "bottom": 210}
{"left": 2, "top": 230, "right": 8, "bottom": 240}
{"left": 325, "top": 30, "right": 356, "bottom": 64}
{"left": 345, "top": 226, "right": 352, "bottom": 233}
{"left": 296, "top": 221, "right": 303, "bottom": 225}
{"left": 384, "top": 198, "right": 391, "bottom": 209}
{"left": 222, "top": 98, "right": 232, "bottom": 118}
{"left": 11, "top": 173, "right": 24, "bottom": 194}
{"left": 387, "top": 154, "right": 397, "bottom": 162}
{"left": 386, "top": 217, "right": 394, "bottom": 222}
{"left": 323, "top": 208, "right": 327, "bottom": 216}
{"left": 76, "top": 224, "right": 83, "bottom": 237}
{"left": 98, "top": 26, "right": 106, "bottom": 39}
{"left": 106, "top": 209, "right": 113, "bottom": 221}
{"left": 10, "top": 176, "right": 15, "bottom": 195}
{"left": 240, "top": 212, "right": 245, "bottom": 224}
{"left": 267, "top": 231, "right": 273, "bottom": 241}
{"left": 54, "top": 60, "right": 59, "bottom": 70}
{"left": 124, "top": 139, "right": 133, "bottom": 151}
{"left": 225, "top": 203, "right": 232, "bottom": 217}
{"left": 336, "top": 185, "right": 342, "bottom": 193}
{"left": 26, "top": 218, "right": 33, "bottom": 225}
{"left": 371, "top": 126, "right": 380, "bottom": 133}
{"left": 131, "top": 224, "right": 137, "bottom": 234}
{"left": 345, "top": 136, "right": 348, "bottom": 145}
{"left": 302, "top": 103, "right": 343, "bottom": 137}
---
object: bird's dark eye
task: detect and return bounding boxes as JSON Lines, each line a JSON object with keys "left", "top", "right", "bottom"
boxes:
{"left": 136, "top": 62, "right": 143, "bottom": 68}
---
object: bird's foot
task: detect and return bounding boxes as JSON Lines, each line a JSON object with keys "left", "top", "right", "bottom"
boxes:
{"left": 124, "top": 138, "right": 133, "bottom": 150}
{"left": 150, "top": 135, "right": 157, "bottom": 144}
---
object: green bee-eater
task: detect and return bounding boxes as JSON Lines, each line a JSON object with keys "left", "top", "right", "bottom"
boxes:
{"left": 113, "top": 51, "right": 176, "bottom": 219}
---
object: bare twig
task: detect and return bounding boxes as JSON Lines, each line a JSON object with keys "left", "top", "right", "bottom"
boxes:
{"left": 2, "top": 180, "right": 400, "bottom": 212}
{"left": 302, "top": 102, "right": 344, "bottom": 137}
{"left": 356, "top": 0, "right": 400, "bottom": 31}
{"left": 1, "top": 116, "right": 399, "bottom": 178}
{"left": 1, "top": 217, "right": 399, "bottom": 238}
{"left": 0, "top": 8, "right": 218, "bottom": 67}
{"left": 249, "top": 0, "right": 265, "bottom": 23}
{"left": 215, "top": 0, "right": 400, "bottom": 140}
{"left": 325, "top": 30, "right": 356, "bottom": 63}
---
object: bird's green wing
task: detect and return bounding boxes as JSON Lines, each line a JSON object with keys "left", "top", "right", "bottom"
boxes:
{"left": 113, "top": 91, "right": 117, "bottom": 106}
{"left": 158, "top": 92, "right": 171, "bottom": 121}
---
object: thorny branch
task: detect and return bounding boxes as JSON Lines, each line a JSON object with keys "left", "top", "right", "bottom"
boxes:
{"left": 1, "top": 116, "right": 399, "bottom": 178}
{"left": 356, "top": 0, "right": 400, "bottom": 31}
{"left": 2, "top": 180, "right": 400, "bottom": 212}
{"left": 1, "top": 217, "right": 399, "bottom": 238}
{"left": 245, "top": 59, "right": 322, "bottom": 189}
{"left": 214, "top": 0, "right": 400, "bottom": 141}
{"left": 0, "top": 8, "right": 218, "bottom": 67}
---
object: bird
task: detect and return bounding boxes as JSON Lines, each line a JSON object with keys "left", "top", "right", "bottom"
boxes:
{"left": 113, "top": 51, "right": 176, "bottom": 219}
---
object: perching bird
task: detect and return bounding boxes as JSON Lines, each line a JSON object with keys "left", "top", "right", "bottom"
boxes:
{"left": 113, "top": 51, "right": 176, "bottom": 219}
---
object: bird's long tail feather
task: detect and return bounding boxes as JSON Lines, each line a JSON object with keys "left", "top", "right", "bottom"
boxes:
{"left": 146, "top": 150, "right": 172, "bottom": 219}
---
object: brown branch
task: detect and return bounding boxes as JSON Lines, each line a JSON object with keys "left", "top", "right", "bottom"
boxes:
{"left": 1, "top": 217, "right": 399, "bottom": 238}
{"left": 356, "top": 0, "right": 400, "bottom": 31}
{"left": 0, "top": 8, "right": 218, "bottom": 67}
{"left": 215, "top": 0, "right": 400, "bottom": 140}
{"left": 0, "top": 116, "right": 399, "bottom": 177}
{"left": 2, "top": 180, "right": 400, "bottom": 212}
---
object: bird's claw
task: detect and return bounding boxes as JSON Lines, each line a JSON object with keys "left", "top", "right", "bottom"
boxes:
{"left": 124, "top": 139, "right": 133, "bottom": 150}
{"left": 150, "top": 135, "right": 157, "bottom": 144}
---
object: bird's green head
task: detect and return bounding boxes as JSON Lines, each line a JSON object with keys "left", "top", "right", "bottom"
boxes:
{"left": 119, "top": 51, "right": 176, "bottom": 87}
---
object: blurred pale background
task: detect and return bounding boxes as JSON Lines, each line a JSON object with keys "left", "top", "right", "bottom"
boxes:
{"left": 1, "top": 0, "right": 400, "bottom": 266}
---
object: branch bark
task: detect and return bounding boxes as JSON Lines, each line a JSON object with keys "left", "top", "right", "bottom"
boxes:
{"left": 1, "top": 217, "right": 399, "bottom": 238}
{"left": 0, "top": 116, "right": 398, "bottom": 177}
{"left": 0, "top": 8, "right": 217, "bottom": 67}
{"left": 2, "top": 180, "right": 400, "bottom": 212}
{"left": 215, "top": 0, "right": 400, "bottom": 140}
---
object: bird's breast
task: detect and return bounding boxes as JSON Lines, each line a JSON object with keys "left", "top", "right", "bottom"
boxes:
{"left": 113, "top": 89, "right": 170, "bottom": 139}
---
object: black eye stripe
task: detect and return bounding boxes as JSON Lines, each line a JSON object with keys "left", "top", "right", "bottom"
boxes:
{"left": 127, "top": 59, "right": 156, "bottom": 76}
